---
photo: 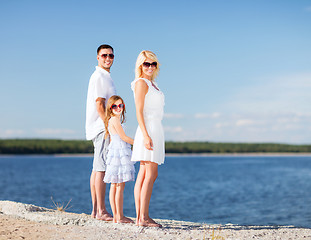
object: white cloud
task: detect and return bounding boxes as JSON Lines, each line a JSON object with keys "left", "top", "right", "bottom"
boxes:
{"left": 236, "top": 119, "right": 255, "bottom": 126}
{"left": 164, "top": 126, "right": 183, "bottom": 133}
{"left": 34, "top": 128, "right": 76, "bottom": 136}
{"left": 157, "top": 103, "right": 310, "bottom": 142}
{"left": 228, "top": 72, "right": 311, "bottom": 114}
{"left": 166, "top": 111, "right": 310, "bottom": 143}
{"left": 0, "top": 128, "right": 84, "bottom": 140}
{"left": 195, "top": 112, "right": 221, "bottom": 119}
{"left": 305, "top": 6, "right": 311, "bottom": 12}
{"left": 164, "top": 113, "right": 184, "bottom": 119}
{"left": 210, "top": 112, "right": 311, "bottom": 143}
{"left": 215, "top": 122, "right": 230, "bottom": 128}
{"left": 164, "top": 108, "right": 311, "bottom": 143}
{"left": 0, "top": 129, "right": 26, "bottom": 138}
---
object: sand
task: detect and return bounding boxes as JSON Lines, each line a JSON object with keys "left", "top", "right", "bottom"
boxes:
{"left": 0, "top": 200, "right": 310, "bottom": 240}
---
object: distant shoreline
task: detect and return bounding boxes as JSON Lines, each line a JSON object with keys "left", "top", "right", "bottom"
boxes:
{"left": 1, "top": 139, "right": 310, "bottom": 155}
{"left": 165, "top": 152, "right": 311, "bottom": 157}
{"left": 2, "top": 152, "right": 311, "bottom": 158}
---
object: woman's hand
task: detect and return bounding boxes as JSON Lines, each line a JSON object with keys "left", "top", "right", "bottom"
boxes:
{"left": 144, "top": 136, "right": 153, "bottom": 150}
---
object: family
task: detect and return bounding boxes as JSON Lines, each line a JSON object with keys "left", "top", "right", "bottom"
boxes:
{"left": 85, "top": 44, "right": 165, "bottom": 228}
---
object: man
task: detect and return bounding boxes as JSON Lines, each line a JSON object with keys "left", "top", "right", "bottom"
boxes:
{"left": 86, "top": 44, "right": 116, "bottom": 220}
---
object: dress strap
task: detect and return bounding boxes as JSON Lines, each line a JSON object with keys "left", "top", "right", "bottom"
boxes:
{"left": 131, "top": 78, "right": 151, "bottom": 91}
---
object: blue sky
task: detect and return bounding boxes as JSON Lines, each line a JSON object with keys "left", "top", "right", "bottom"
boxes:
{"left": 0, "top": 0, "right": 310, "bottom": 143}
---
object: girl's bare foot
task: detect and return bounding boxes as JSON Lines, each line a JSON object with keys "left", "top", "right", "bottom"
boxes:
{"left": 91, "top": 211, "right": 96, "bottom": 219}
{"left": 96, "top": 212, "right": 113, "bottom": 221}
{"left": 117, "top": 216, "right": 134, "bottom": 224}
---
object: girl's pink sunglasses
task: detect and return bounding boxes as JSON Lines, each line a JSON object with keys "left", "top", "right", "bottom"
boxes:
{"left": 111, "top": 103, "right": 125, "bottom": 110}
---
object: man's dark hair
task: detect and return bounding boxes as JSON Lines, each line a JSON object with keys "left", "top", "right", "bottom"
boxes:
{"left": 97, "top": 44, "right": 114, "bottom": 54}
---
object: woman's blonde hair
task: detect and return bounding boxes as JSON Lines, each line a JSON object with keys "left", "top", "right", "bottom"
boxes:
{"left": 104, "top": 95, "right": 126, "bottom": 138}
{"left": 135, "top": 50, "right": 160, "bottom": 81}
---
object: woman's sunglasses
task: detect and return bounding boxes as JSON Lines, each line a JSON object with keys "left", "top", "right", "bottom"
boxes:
{"left": 111, "top": 103, "right": 125, "bottom": 110}
{"left": 142, "top": 62, "right": 157, "bottom": 68}
{"left": 101, "top": 54, "right": 114, "bottom": 59}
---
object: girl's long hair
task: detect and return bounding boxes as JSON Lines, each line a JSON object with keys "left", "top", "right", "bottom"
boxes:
{"left": 104, "top": 95, "right": 126, "bottom": 138}
{"left": 135, "top": 50, "right": 160, "bottom": 81}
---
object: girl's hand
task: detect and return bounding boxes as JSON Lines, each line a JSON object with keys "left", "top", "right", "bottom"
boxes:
{"left": 144, "top": 136, "right": 153, "bottom": 150}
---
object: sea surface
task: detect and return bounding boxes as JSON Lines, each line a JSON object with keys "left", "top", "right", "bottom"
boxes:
{"left": 1, "top": 155, "right": 311, "bottom": 228}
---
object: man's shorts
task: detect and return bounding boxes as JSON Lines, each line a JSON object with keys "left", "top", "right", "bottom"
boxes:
{"left": 92, "top": 131, "right": 108, "bottom": 172}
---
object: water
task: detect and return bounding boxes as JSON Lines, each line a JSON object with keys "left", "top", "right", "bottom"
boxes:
{"left": 1, "top": 155, "right": 311, "bottom": 228}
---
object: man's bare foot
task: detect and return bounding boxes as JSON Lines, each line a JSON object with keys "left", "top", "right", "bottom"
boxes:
{"left": 96, "top": 212, "right": 113, "bottom": 221}
{"left": 117, "top": 216, "right": 134, "bottom": 224}
{"left": 138, "top": 217, "right": 162, "bottom": 228}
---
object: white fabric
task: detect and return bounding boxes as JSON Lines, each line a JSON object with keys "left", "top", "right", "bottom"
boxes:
{"left": 85, "top": 66, "right": 116, "bottom": 140}
{"left": 104, "top": 123, "right": 135, "bottom": 183}
{"left": 131, "top": 78, "right": 165, "bottom": 165}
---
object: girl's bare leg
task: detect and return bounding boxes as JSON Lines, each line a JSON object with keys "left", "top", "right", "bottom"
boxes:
{"left": 115, "top": 183, "right": 124, "bottom": 221}
{"left": 109, "top": 183, "right": 117, "bottom": 223}
{"left": 115, "top": 183, "right": 134, "bottom": 223}
{"left": 134, "top": 162, "right": 146, "bottom": 225}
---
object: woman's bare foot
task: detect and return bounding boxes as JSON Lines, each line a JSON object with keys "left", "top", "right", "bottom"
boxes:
{"left": 117, "top": 216, "right": 134, "bottom": 224}
{"left": 91, "top": 211, "right": 96, "bottom": 219}
{"left": 135, "top": 218, "right": 140, "bottom": 226}
{"left": 96, "top": 212, "right": 113, "bottom": 221}
{"left": 138, "top": 217, "right": 162, "bottom": 228}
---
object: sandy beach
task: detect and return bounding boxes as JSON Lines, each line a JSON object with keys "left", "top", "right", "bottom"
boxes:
{"left": 1, "top": 200, "right": 310, "bottom": 240}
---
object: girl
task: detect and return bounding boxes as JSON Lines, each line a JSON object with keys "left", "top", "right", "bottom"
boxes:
{"left": 131, "top": 50, "right": 165, "bottom": 227}
{"left": 103, "top": 95, "right": 135, "bottom": 224}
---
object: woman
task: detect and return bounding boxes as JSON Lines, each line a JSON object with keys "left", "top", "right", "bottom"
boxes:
{"left": 131, "top": 50, "right": 165, "bottom": 227}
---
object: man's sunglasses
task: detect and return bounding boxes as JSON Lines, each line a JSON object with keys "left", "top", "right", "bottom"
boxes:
{"left": 142, "top": 62, "right": 157, "bottom": 68}
{"left": 111, "top": 103, "right": 125, "bottom": 110}
{"left": 101, "top": 54, "right": 114, "bottom": 59}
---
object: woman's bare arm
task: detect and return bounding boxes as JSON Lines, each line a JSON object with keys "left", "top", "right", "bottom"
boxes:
{"left": 134, "top": 80, "right": 153, "bottom": 150}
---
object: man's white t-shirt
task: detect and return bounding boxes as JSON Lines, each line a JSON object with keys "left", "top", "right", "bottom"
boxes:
{"left": 86, "top": 66, "right": 116, "bottom": 140}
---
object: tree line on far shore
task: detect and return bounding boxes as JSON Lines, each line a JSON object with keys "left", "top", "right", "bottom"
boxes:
{"left": 0, "top": 139, "right": 310, "bottom": 155}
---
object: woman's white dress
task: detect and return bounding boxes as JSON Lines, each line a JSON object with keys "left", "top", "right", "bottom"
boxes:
{"left": 104, "top": 123, "right": 135, "bottom": 183}
{"left": 131, "top": 78, "right": 165, "bottom": 165}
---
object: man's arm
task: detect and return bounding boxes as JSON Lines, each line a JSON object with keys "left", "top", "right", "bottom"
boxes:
{"left": 96, "top": 97, "right": 106, "bottom": 121}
